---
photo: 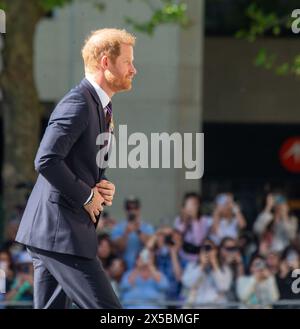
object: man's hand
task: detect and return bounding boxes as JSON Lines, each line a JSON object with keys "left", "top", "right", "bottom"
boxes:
{"left": 83, "top": 187, "right": 105, "bottom": 223}
{"left": 96, "top": 180, "right": 115, "bottom": 206}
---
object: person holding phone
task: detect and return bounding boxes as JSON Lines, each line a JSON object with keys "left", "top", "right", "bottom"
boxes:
{"left": 254, "top": 193, "right": 298, "bottom": 252}
{"left": 146, "top": 227, "right": 187, "bottom": 303}
{"left": 236, "top": 255, "right": 279, "bottom": 307}
{"left": 174, "top": 192, "right": 212, "bottom": 262}
{"left": 182, "top": 239, "right": 232, "bottom": 307}
{"left": 210, "top": 193, "right": 247, "bottom": 245}
{"left": 219, "top": 237, "right": 245, "bottom": 302}
{"left": 119, "top": 248, "right": 169, "bottom": 308}
{"left": 111, "top": 197, "right": 154, "bottom": 269}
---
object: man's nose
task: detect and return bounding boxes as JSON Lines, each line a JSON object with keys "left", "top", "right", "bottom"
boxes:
{"left": 131, "top": 65, "right": 137, "bottom": 76}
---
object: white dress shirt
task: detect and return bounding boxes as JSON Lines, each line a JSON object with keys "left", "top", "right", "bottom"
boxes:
{"left": 85, "top": 75, "right": 111, "bottom": 111}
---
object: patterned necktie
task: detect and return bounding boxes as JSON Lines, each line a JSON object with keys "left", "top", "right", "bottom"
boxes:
{"left": 103, "top": 102, "right": 113, "bottom": 163}
{"left": 105, "top": 101, "right": 112, "bottom": 132}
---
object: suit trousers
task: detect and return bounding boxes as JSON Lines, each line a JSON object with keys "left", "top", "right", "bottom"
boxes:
{"left": 26, "top": 246, "right": 122, "bottom": 309}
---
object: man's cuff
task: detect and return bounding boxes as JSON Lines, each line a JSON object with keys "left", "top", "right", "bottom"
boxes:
{"left": 83, "top": 190, "right": 94, "bottom": 205}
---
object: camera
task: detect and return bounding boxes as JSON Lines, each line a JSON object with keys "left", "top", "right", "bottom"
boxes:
{"left": 201, "top": 244, "right": 213, "bottom": 252}
{"left": 164, "top": 234, "right": 175, "bottom": 246}
{"left": 128, "top": 213, "right": 137, "bottom": 222}
{"left": 140, "top": 249, "right": 149, "bottom": 264}
{"left": 253, "top": 259, "right": 266, "bottom": 270}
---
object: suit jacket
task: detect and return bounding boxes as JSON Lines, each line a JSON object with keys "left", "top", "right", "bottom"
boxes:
{"left": 15, "top": 78, "right": 109, "bottom": 259}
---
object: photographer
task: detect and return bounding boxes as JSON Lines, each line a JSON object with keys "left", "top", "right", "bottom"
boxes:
{"left": 119, "top": 248, "right": 169, "bottom": 309}
{"left": 254, "top": 194, "right": 298, "bottom": 252}
{"left": 236, "top": 255, "right": 279, "bottom": 307}
{"left": 182, "top": 239, "right": 232, "bottom": 307}
{"left": 174, "top": 192, "right": 212, "bottom": 262}
{"left": 210, "top": 193, "right": 247, "bottom": 245}
{"left": 219, "top": 237, "right": 245, "bottom": 302}
{"left": 111, "top": 197, "right": 154, "bottom": 269}
{"left": 146, "top": 227, "right": 187, "bottom": 304}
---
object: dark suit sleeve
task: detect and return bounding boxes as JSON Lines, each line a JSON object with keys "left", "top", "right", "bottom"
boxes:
{"left": 34, "top": 91, "right": 91, "bottom": 208}
{"left": 101, "top": 174, "right": 108, "bottom": 181}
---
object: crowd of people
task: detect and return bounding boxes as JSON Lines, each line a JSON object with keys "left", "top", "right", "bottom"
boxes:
{"left": 0, "top": 191, "right": 299, "bottom": 308}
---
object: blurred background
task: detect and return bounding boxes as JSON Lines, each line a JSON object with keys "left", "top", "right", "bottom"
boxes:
{"left": 0, "top": 0, "right": 300, "bottom": 308}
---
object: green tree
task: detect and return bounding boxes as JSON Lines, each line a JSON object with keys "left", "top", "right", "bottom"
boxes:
{"left": 236, "top": 1, "right": 300, "bottom": 76}
{"left": 0, "top": 0, "right": 189, "bottom": 241}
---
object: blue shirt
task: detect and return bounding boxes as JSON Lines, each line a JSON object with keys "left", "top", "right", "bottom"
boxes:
{"left": 110, "top": 220, "right": 155, "bottom": 269}
{"left": 155, "top": 247, "right": 188, "bottom": 300}
{"left": 119, "top": 270, "right": 169, "bottom": 309}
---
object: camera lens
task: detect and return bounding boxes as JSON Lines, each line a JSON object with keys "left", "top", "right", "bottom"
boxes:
{"left": 164, "top": 235, "right": 175, "bottom": 246}
{"left": 202, "top": 244, "right": 213, "bottom": 252}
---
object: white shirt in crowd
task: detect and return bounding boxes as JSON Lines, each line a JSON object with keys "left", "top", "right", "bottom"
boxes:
{"left": 182, "top": 262, "right": 232, "bottom": 305}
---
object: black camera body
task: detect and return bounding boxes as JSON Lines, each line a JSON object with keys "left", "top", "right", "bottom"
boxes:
{"left": 128, "top": 213, "right": 137, "bottom": 222}
{"left": 164, "top": 235, "right": 175, "bottom": 246}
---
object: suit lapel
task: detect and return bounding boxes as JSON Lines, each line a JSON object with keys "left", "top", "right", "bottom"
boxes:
{"left": 80, "top": 78, "right": 105, "bottom": 134}
{"left": 80, "top": 78, "right": 114, "bottom": 174}
{"left": 80, "top": 78, "right": 108, "bottom": 182}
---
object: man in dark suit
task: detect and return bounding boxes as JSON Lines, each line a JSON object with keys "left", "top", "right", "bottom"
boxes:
{"left": 15, "top": 28, "right": 137, "bottom": 309}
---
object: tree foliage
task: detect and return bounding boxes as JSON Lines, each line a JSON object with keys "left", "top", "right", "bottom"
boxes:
{"left": 236, "top": 2, "right": 300, "bottom": 76}
{"left": 125, "top": 0, "right": 190, "bottom": 35}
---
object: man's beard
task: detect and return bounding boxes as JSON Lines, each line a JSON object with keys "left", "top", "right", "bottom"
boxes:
{"left": 105, "top": 70, "right": 133, "bottom": 92}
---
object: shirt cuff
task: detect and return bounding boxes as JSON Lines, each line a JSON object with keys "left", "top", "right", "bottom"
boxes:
{"left": 83, "top": 190, "right": 94, "bottom": 205}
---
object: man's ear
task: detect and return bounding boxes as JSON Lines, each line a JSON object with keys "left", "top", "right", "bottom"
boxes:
{"left": 100, "top": 55, "right": 109, "bottom": 70}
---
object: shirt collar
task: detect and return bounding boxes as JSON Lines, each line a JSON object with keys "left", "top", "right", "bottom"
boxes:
{"left": 85, "top": 74, "right": 111, "bottom": 110}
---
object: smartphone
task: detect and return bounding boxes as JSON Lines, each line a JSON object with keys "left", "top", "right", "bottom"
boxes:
{"left": 140, "top": 249, "right": 149, "bottom": 263}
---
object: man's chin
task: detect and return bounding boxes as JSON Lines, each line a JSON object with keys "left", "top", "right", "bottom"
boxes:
{"left": 125, "top": 83, "right": 132, "bottom": 90}
{"left": 124, "top": 79, "right": 133, "bottom": 89}
{"left": 118, "top": 82, "right": 132, "bottom": 92}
